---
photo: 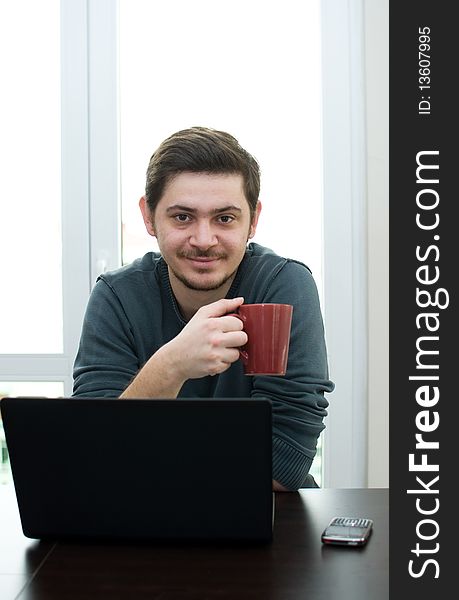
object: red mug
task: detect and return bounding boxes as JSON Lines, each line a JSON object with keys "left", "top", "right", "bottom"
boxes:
{"left": 229, "top": 303, "right": 293, "bottom": 375}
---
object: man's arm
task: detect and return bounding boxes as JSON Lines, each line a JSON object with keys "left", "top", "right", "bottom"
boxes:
{"left": 120, "top": 297, "right": 248, "bottom": 398}
{"left": 272, "top": 480, "right": 289, "bottom": 492}
{"left": 73, "top": 278, "right": 247, "bottom": 398}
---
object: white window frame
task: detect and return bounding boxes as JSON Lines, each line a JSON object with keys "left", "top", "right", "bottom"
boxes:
{"left": 321, "top": 0, "right": 368, "bottom": 488}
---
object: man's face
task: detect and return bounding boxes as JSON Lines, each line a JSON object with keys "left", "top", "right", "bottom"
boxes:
{"left": 140, "top": 172, "right": 260, "bottom": 292}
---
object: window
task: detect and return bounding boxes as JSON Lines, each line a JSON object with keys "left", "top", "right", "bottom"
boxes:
{"left": 0, "top": 0, "right": 62, "bottom": 354}
{"left": 0, "top": 0, "right": 92, "bottom": 399}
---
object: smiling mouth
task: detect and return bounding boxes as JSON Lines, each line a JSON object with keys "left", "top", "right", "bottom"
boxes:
{"left": 188, "top": 257, "right": 218, "bottom": 262}
{"left": 185, "top": 257, "right": 221, "bottom": 268}
{"left": 179, "top": 251, "right": 226, "bottom": 262}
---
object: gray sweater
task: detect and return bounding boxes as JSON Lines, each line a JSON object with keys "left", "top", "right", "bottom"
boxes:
{"left": 73, "top": 243, "right": 334, "bottom": 489}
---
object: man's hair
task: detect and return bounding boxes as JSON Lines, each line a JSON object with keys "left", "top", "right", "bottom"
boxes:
{"left": 144, "top": 127, "right": 260, "bottom": 219}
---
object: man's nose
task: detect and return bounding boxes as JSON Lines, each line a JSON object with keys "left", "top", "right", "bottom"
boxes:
{"left": 189, "top": 221, "right": 218, "bottom": 249}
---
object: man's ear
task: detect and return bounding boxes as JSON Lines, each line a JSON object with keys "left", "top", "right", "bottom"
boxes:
{"left": 139, "top": 196, "right": 156, "bottom": 237}
{"left": 248, "top": 201, "right": 262, "bottom": 239}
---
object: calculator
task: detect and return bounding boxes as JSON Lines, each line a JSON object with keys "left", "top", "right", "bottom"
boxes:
{"left": 321, "top": 517, "right": 373, "bottom": 546}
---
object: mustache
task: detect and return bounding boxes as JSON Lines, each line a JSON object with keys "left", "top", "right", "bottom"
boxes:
{"left": 177, "top": 250, "right": 227, "bottom": 259}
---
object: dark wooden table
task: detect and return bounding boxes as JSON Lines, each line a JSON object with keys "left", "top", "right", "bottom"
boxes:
{"left": 0, "top": 483, "right": 388, "bottom": 599}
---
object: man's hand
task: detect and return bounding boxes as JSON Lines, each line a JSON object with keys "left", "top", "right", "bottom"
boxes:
{"left": 167, "top": 297, "right": 248, "bottom": 380}
{"left": 121, "top": 297, "right": 247, "bottom": 399}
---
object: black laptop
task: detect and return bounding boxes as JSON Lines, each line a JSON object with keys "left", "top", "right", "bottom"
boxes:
{"left": 0, "top": 397, "right": 273, "bottom": 542}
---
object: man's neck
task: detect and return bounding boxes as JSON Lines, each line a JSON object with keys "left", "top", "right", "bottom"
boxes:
{"left": 168, "top": 269, "right": 235, "bottom": 321}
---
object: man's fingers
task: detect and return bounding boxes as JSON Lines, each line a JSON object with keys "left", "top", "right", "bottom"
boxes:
{"left": 218, "top": 348, "right": 242, "bottom": 368}
{"left": 222, "top": 330, "right": 248, "bottom": 348}
{"left": 218, "top": 315, "right": 244, "bottom": 332}
{"left": 199, "top": 297, "right": 244, "bottom": 318}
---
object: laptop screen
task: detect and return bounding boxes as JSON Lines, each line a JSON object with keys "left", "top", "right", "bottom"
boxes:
{"left": 1, "top": 397, "right": 273, "bottom": 542}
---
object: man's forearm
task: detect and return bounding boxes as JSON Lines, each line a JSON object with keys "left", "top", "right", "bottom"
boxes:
{"left": 121, "top": 297, "right": 247, "bottom": 399}
{"left": 120, "top": 343, "right": 186, "bottom": 399}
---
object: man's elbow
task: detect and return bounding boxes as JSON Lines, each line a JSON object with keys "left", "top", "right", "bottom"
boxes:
{"left": 272, "top": 479, "right": 293, "bottom": 492}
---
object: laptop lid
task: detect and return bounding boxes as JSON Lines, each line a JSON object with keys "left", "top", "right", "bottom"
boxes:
{"left": 1, "top": 397, "right": 273, "bottom": 542}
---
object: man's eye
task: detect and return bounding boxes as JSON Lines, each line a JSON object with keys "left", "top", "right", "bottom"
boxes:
{"left": 174, "top": 214, "right": 191, "bottom": 222}
{"left": 218, "top": 215, "right": 234, "bottom": 224}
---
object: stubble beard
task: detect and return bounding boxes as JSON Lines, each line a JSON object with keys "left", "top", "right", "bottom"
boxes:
{"left": 170, "top": 263, "right": 238, "bottom": 292}
{"left": 158, "top": 225, "right": 252, "bottom": 292}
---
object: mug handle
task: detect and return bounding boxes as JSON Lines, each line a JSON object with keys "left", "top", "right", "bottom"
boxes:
{"left": 226, "top": 313, "right": 249, "bottom": 366}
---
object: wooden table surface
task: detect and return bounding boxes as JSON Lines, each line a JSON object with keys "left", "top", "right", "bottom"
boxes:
{"left": 0, "top": 484, "right": 388, "bottom": 600}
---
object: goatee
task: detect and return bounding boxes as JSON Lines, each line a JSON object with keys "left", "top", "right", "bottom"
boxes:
{"left": 170, "top": 267, "right": 237, "bottom": 292}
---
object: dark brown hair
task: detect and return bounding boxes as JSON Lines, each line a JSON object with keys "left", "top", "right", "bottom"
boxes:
{"left": 145, "top": 127, "right": 260, "bottom": 219}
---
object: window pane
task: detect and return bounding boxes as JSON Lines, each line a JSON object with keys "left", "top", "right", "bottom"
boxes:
{"left": 0, "top": 0, "right": 62, "bottom": 353}
{"left": 0, "top": 381, "right": 65, "bottom": 484}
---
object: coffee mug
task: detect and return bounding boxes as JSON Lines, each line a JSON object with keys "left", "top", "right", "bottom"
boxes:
{"left": 228, "top": 303, "right": 293, "bottom": 375}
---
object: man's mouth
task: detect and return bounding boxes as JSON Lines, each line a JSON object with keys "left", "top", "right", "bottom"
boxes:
{"left": 184, "top": 256, "right": 221, "bottom": 269}
{"left": 179, "top": 253, "right": 228, "bottom": 271}
{"left": 188, "top": 256, "right": 218, "bottom": 262}
{"left": 178, "top": 252, "right": 226, "bottom": 263}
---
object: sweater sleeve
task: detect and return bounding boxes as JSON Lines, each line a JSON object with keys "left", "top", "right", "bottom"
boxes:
{"left": 72, "top": 278, "right": 140, "bottom": 397}
{"left": 250, "top": 261, "right": 334, "bottom": 490}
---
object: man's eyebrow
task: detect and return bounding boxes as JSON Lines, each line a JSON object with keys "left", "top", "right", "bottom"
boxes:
{"left": 165, "top": 204, "right": 243, "bottom": 215}
{"left": 165, "top": 205, "right": 197, "bottom": 214}
{"left": 211, "top": 205, "right": 242, "bottom": 215}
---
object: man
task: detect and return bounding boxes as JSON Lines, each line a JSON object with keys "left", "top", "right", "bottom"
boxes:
{"left": 73, "top": 127, "right": 334, "bottom": 491}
